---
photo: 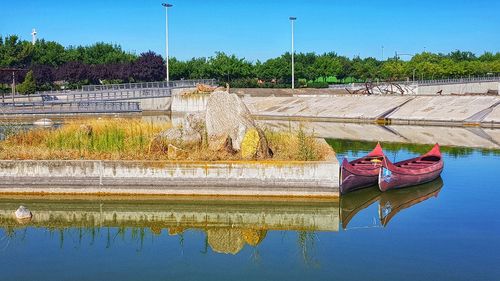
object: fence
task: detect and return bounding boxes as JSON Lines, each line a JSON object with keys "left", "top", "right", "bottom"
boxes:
{"left": 328, "top": 75, "right": 500, "bottom": 89}
{"left": 81, "top": 79, "right": 216, "bottom": 91}
{"left": 0, "top": 101, "right": 141, "bottom": 115}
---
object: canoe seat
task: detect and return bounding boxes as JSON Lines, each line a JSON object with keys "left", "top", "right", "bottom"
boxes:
{"left": 421, "top": 156, "right": 440, "bottom": 162}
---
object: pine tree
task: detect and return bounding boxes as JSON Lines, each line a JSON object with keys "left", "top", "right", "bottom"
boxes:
{"left": 18, "top": 70, "right": 36, "bottom": 94}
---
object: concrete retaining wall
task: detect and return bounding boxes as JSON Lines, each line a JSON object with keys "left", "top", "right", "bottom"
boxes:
{"left": 169, "top": 90, "right": 500, "bottom": 126}
{"left": 243, "top": 95, "right": 412, "bottom": 120}
{"left": 418, "top": 81, "right": 499, "bottom": 95}
{"left": 123, "top": 96, "right": 171, "bottom": 111}
{"left": 170, "top": 93, "right": 209, "bottom": 112}
{"left": 0, "top": 159, "right": 339, "bottom": 197}
{"left": 385, "top": 96, "right": 499, "bottom": 124}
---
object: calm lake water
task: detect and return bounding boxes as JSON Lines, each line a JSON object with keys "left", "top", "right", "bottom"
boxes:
{"left": 0, "top": 132, "right": 499, "bottom": 280}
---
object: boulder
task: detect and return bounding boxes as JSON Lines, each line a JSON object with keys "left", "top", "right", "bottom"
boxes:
{"left": 205, "top": 91, "right": 256, "bottom": 151}
{"left": 241, "top": 128, "right": 260, "bottom": 159}
{"left": 159, "top": 126, "right": 201, "bottom": 145}
{"left": 33, "top": 118, "right": 53, "bottom": 127}
{"left": 14, "top": 205, "right": 32, "bottom": 222}
{"left": 186, "top": 112, "right": 207, "bottom": 143}
{"left": 158, "top": 112, "right": 206, "bottom": 146}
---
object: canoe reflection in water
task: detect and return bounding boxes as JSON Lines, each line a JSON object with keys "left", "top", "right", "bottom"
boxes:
{"left": 340, "top": 178, "right": 443, "bottom": 229}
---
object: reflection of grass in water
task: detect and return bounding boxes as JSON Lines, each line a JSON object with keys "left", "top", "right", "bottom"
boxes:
{"left": 326, "top": 138, "right": 500, "bottom": 157}
{"left": 297, "top": 231, "right": 320, "bottom": 268}
{"left": 3, "top": 226, "right": 161, "bottom": 252}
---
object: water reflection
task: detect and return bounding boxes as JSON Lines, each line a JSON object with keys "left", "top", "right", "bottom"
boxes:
{"left": 0, "top": 178, "right": 445, "bottom": 256}
{"left": 258, "top": 119, "right": 500, "bottom": 151}
{"left": 340, "top": 178, "right": 444, "bottom": 229}
{"left": 0, "top": 197, "right": 338, "bottom": 254}
{"left": 379, "top": 178, "right": 443, "bottom": 226}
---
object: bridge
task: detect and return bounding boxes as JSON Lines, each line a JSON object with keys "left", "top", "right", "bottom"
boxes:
{"left": 0, "top": 101, "right": 141, "bottom": 115}
{"left": 1, "top": 79, "right": 215, "bottom": 115}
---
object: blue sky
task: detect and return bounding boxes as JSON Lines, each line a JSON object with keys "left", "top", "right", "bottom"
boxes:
{"left": 1, "top": 0, "right": 499, "bottom": 61}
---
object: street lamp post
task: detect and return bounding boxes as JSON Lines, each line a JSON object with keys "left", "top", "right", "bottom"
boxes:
{"left": 289, "top": 17, "right": 296, "bottom": 89}
{"left": 162, "top": 3, "right": 173, "bottom": 83}
{"left": 11, "top": 71, "right": 15, "bottom": 104}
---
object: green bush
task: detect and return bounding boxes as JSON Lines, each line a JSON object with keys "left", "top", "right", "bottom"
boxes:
{"left": 307, "top": 81, "right": 329, "bottom": 88}
{"left": 17, "top": 70, "right": 36, "bottom": 95}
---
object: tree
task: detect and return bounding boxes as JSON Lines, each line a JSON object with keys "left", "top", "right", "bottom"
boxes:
{"left": 311, "top": 55, "right": 343, "bottom": 81}
{"left": 17, "top": 70, "right": 36, "bottom": 94}
{"left": 32, "top": 40, "right": 66, "bottom": 66}
{"left": 132, "top": 51, "right": 165, "bottom": 82}
{"left": 56, "top": 61, "right": 90, "bottom": 84}
{"left": 208, "top": 52, "right": 253, "bottom": 82}
{"left": 32, "top": 65, "right": 55, "bottom": 88}
{"left": 169, "top": 57, "right": 189, "bottom": 80}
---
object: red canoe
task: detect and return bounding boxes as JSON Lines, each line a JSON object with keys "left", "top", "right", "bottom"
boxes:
{"left": 340, "top": 143, "right": 385, "bottom": 194}
{"left": 378, "top": 143, "right": 444, "bottom": 192}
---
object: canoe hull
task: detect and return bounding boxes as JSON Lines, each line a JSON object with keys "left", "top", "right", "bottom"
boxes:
{"left": 378, "top": 165, "right": 443, "bottom": 191}
{"left": 339, "top": 143, "right": 385, "bottom": 194}
{"left": 378, "top": 144, "right": 444, "bottom": 191}
{"left": 340, "top": 164, "right": 379, "bottom": 194}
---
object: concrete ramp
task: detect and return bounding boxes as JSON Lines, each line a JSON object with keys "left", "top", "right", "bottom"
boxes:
{"left": 388, "top": 125, "right": 500, "bottom": 149}
{"left": 257, "top": 120, "right": 407, "bottom": 143}
{"left": 386, "top": 96, "right": 500, "bottom": 124}
{"left": 482, "top": 103, "right": 500, "bottom": 126}
{"left": 245, "top": 95, "right": 411, "bottom": 120}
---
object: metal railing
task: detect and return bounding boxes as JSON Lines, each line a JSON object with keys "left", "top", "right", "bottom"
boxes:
{"left": 81, "top": 79, "right": 216, "bottom": 91}
{"left": 1, "top": 79, "right": 216, "bottom": 100}
{"left": 328, "top": 75, "right": 500, "bottom": 89}
{"left": 64, "top": 88, "right": 172, "bottom": 102}
{"left": 0, "top": 101, "right": 141, "bottom": 115}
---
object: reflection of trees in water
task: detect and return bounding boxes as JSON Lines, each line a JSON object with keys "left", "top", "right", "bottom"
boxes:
{"left": 297, "top": 231, "right": 320, "bottom": 268}
{"left": 327, "top": 138, "right": 500, "bottom": 157}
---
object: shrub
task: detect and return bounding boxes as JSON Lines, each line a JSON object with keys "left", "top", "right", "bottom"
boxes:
{"left": 307, "top": 81, "right": 329, "bottom": 88}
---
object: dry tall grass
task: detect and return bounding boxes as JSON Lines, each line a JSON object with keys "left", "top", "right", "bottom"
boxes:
{"left": 0, "top": 119, "right": 331, "bottom": 161}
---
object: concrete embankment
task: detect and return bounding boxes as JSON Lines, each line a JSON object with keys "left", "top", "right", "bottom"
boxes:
{"left": 0, "top": 159, "right": 339, "bottom": 197}
{"left": 170, "top": 90, "right": 500, "bottom": 127}
{"left": 258, "top": 120, "right": 500, "bottom": 150}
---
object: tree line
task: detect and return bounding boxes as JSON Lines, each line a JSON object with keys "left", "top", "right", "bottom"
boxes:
{"left": 1, "top": 35, "right": 499, "bottom": 94}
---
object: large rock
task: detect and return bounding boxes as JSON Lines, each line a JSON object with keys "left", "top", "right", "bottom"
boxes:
{"left": 14, "top": 205, "right": 32, "bottom": 223}
{"left": 159, "top": 126, "right": 201, "bottom": 144}
{"left": 205, "top": 91, "right": 257, "bottom": 151}
{"left": 158, "top": 112, "right": 206, "bottom": 145}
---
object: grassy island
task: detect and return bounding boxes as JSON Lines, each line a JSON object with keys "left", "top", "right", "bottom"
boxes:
{"left": 0, "top": 119, "right": 332, "bottom": 162}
